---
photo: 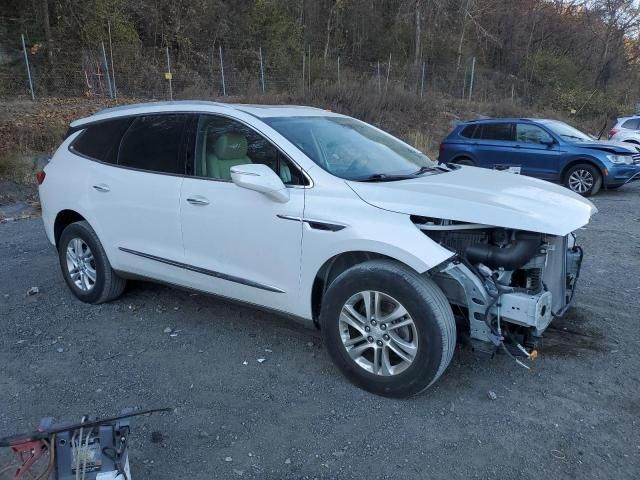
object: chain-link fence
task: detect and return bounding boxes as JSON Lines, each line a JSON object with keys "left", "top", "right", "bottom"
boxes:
{"left": 0, "top": 33, "right": 533, "bottom": 105}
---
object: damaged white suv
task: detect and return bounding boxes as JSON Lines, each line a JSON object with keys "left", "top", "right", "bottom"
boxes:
{"left": 38, "top": 102, "right": 596, "bottom": 397}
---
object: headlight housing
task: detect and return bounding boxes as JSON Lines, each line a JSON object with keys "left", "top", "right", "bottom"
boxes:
{"left": 606, "top": 154, "right": 633, "bottom": 164}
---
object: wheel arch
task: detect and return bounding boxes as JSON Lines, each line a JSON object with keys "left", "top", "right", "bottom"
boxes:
{"left": 53, "top": 209, "right": 87, "bottom": 247}
{"left": 450, "top": 153, "right": 476, "bottom": 165}
{"left": 560, "top": 157, "right": 605, "bottom": 183}
{"left": 310, "top": 251, "right": 424, "bottom": 327}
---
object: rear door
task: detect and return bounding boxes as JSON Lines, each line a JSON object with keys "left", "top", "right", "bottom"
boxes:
{"left": 514, "top": 123, "right": 564, "bottom": 180}
{"left": 473, "top": 122, "right": 517, "bottom": 169}
{"left": 81, "top": 113, "right": 191, "bottom": 282}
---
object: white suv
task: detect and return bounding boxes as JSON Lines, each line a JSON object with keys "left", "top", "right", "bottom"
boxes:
{"left": 39, "top": 101, "right": 596, "bottom": 397}
{"left": 609, "top": 116, "right": 640, "bottom": 145}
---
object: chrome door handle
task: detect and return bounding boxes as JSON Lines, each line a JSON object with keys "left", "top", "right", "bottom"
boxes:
{"left": 93, "top": 184, "right": 110, "bottom": 192}
{"left": 186, "top": 196, "right": 210, "bottom": 206}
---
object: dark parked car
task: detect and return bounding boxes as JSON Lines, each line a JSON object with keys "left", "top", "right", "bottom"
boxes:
{"left": 439, "top": 118, "right": 640, "bottom": 196}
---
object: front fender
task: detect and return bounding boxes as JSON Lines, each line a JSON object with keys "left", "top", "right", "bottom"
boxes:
{"left": 296, "top": 191, "right": 454, "bottom": 319}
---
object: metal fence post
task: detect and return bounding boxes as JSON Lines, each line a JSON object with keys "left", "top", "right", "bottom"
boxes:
{"left": 108, "top": 21, "right": 117, "bottom": 99}
{"left": 259, "top": 47, "right": 265, "bottom": 93}
{"left": 420, "top": 62, "right": 425, "bottom": 98}
{"left": 165, "top": 46, "right": 173, "bottom": 100}
{"left": 468, "top": 56, "right": 476, "bottom": 101}
{"left": 385, "top": 54, "right": 391, "bottom": 94}
{"left": 101, "top": 42, "right": 113, "bottom": 98}
{"left": 308, "top": 45, "right": 311, "bottom": 91}
{"left": 337, "top": 55, "right": 340, "bottom": 88}
{"left": 219, "top": 46, "right": 226, "bottom": 96}
{"left": 302, "top": 52, "right": 305, "bottom": 94}
{"left": 21, "top": 34, "right": 35, "bottom": 101}
{"left": 377, "top": 61, "right": 381, "bottom": 94}
{"left": 462, "top": 63, "right": 468, "bottom": 98}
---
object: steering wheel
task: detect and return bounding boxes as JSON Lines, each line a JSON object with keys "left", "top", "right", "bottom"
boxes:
{"left": 325, "top": 142, "right": 368, "bottom": 175}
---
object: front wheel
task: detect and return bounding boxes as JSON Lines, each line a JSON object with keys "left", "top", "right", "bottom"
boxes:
{"left": 564, "top": 163, "right": 602, "bottom": 196}
{"left": 58, "top": 221, "right": 126, "bottom": 304}
{"left": 320, "top": 260, "right": 456, "bottom": 397}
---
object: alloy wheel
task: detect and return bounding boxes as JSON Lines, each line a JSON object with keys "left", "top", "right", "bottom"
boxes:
{"left": 339, "top": 291, "right": 418, "bottom": 376}
{"left": 66, "top": 238, "right": 96, "bottom": 292}
{"left": 568, "top": 169, "right": 594, "bottom": 194}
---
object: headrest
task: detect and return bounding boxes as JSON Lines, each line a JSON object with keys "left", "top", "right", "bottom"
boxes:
{"left": 214, "top": 133, "right": 248, "bottom": 160}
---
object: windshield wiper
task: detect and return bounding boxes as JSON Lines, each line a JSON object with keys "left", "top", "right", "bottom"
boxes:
{"left": 413, "top": 165, "right": 448, "bottom": 175}
{"left": 355, "top": 173, "right": 415, "bottom": 182}
{"left": 355, "top": 165, "right": 445, "bottom": 182}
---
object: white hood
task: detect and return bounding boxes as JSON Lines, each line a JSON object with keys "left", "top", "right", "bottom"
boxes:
{"left": 347, "top": 166, "right": 597, "bottom": 236}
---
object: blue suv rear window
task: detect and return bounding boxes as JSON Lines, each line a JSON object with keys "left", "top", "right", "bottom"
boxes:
{"left": 460, "top": 125, "right": 478, "bottom": 138}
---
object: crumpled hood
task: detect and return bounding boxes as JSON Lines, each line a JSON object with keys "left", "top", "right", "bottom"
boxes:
{"left": 347, "top": 166, "right": 597, "bottom": 236}
{"left": 572, "top": 140, "right": 639, "bottom": 154}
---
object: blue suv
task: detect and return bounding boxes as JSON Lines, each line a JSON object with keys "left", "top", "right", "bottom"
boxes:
{"left": 439, "top": 118, "right": 640, "bottom": 196}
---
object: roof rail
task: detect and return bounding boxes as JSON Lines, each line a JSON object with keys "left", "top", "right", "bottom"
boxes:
{"left": 95, "top": 100, "right": 227, "bottom": 116}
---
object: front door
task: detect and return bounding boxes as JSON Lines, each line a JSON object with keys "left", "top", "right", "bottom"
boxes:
{"left": 514, "top": 123, "right": 563, "bottom": 180}
{"left": 179, "top": 114, "right": 308, "bottom": 313}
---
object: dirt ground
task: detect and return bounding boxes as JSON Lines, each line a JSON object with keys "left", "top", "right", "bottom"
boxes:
{"left": 1, "top": 182, "right": 639, "bottom": 480}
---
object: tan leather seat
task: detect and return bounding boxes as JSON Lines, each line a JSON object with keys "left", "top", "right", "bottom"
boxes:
{"left": 205, "top": 133, "right": 251, "bottom": 180}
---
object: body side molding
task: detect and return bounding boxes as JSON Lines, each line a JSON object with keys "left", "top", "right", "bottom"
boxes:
{"left": 118, "top": 247, "right": 285, "bottom": 293}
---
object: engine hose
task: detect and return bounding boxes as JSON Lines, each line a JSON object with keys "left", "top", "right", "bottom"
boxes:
{"left": 465, "top": 233, "right": 542, "bottom": 270}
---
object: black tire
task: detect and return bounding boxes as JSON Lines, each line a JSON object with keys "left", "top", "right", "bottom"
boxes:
{"left": 563, "top": 163, "right": 602, "bottom": 196}
{"left": 320, "top": 259, "right": 456, "bottom": 397}
{"left": 607, "top": 184, "right": 623, "bottom": 190}
{"left": 58, "top": 221, "right": 126, "bottom": 304}
{"left": 452, "top": 157, "right": 475, "bottom": 166}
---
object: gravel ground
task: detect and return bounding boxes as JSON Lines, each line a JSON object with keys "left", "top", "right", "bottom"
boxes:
{"left": 1, "top": 183, "right": 639, "bottom": 480}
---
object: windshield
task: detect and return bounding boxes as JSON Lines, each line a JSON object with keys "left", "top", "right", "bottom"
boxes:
{"left": 540, "top": 120, "right": 592, "bottom": 142}
{"left": 263, "top": 116, "right": 437, "bottom": 181}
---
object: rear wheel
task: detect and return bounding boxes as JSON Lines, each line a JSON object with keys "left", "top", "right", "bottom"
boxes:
{"left": 58, "top": 221, "right": 126, "bottom": 304}
{"left": 320, "top": 260, "right": 456, "bottom": 397}
{"left": 452, "top": 157, "right": 475, "bottom": 166}
{"left": 564, "top": 163, "right": 602, "bottom": 196}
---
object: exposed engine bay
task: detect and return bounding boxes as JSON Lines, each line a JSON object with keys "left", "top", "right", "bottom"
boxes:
{"left": 413, "top": 216, "right": 583, "bottom": 364}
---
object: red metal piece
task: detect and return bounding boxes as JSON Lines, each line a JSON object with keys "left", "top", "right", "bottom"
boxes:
{"left": 10, "top": 439, "right": 47, "bottom": 479}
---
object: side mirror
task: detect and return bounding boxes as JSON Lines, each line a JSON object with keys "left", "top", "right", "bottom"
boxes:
{"left": 230, "top": 164, "right": 290, "bottom": 203}
{"left": 541, "top": 138, "right": 555, "bottom": 147}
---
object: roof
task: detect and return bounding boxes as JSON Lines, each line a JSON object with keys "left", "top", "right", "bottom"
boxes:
{"left": 70, "top": 100, "right": 337, "bottom": 128}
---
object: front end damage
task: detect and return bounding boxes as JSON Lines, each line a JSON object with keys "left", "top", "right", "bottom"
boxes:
{"left": 414, "top": 216, "right": 583, "bottom": 363}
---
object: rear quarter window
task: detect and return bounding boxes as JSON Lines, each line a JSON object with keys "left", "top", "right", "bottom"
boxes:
{"left": 621, "top": 118, "right": 640, "bottom": 130}
{"left": 70, "top": 118, "right": 132, "bottom": 163}
{"left": 459, "top": 125, "right": 478, "bottom": 138}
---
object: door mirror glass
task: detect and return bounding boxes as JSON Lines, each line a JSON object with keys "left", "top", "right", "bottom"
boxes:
{"left": 230, "top": 163, "right": 290, "bottom": 203}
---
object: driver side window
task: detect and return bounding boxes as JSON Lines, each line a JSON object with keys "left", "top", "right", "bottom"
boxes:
{"left": 516, "top": 124, "right": 553, "bottom": 145}
{"left": 194, "top": 115, "right": 307, "bottom": 186}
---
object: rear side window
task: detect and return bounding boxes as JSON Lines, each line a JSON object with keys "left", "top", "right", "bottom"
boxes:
{"left": 70, "top": 118, "right": 131, "bottom": 163}
{"left": 622, "top": 118, "right": 640, "bottom": 130}
{"left": 479, "top": 123, "right": 514, "bottom": 141}
{"left": 118, "top": 114, "right": 188, "bottom": 174}
{"left": 459, "top": 125, "right": 478, "bottom": 138}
